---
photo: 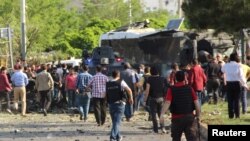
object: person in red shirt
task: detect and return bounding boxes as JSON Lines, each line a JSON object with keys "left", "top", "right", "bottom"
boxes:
{"left": 168, "top": 63, "right": 179, "bottom": 86}
{"left": 160, "top": 71, "right": 200, "bottom": 141}
{"left": 0, "top": 67, "right": 12, "bottom": 113}
{"left": 65, "top": 67, "right": 77, "bottom": 108}
{"left": 189, "top": 59, "right": 207, "bottom": 107}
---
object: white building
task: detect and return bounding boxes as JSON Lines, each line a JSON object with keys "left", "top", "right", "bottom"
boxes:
{"left": 70, "top": 0, "right": 180, "bottom": 16}
{"left": 140, "top": 0, "right": 179, "bottom": 15}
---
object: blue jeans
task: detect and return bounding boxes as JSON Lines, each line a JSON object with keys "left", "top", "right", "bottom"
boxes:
{"left": 124, "top": 103, "right": 133, "bottom": 119}
{"left": 196, "top": 91, "right": 203, "bottom": 109}
{"left": 135, "top": 93, "right": 144, "bottom": 111}
{"left": 241, "top": 87, "right": 248, "bottom": 114}
{"left": 53, "top": 88, "right": 59, "bottom": 100}
{"left": 67, "top": 90, "right": 76, "bottom": 108}
{"left": 109, "top": 102, "right": 125, "bottom": 140}
{"left": 76, "top": 92, "right": 91, "bottom": 120}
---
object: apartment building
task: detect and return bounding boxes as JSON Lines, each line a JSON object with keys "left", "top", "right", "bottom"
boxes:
{"left": 140, "top": 0, "right": 178, "bottom": 15}
{"left": 69, "top": 0, "right": 179, "bottom": 15}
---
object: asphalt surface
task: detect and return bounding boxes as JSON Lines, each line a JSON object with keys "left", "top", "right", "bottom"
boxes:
{"left": 2, "top": 92, "right": 248, "bottom": 141}
{"left": 0, "top": 111, "right": 173, "bottom": 141}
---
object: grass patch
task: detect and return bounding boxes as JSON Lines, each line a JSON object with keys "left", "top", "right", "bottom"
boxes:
{"left": 201, "top": 101, "right": 250, "bottom": 125}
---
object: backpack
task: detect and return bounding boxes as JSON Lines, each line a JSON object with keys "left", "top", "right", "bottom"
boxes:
{"left": 106, "top": 79, "right": 127, "bottom": 104}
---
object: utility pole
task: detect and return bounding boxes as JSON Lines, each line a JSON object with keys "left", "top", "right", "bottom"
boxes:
{"left": 129, "top": 0, "right": 132, "bottom": 25}
{"left": 7, "top": 25, "right": 14, "bottom": 69}
{"left": 20, "top": 0, "right": 27, "bottom": 61}
{"left": 178, "top": 0, "right": 183, "bottom": 18}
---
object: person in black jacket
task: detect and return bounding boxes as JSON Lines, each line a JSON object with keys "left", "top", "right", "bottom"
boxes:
{"left": 106, "top": 70, "right": 133, "bottom": 141}
{"left": 144, "top": 66, "right": 166, "bottom": 133}
{"left": 205, "top": 57, "right": 222, "bottom": 104}
{"left": 160, "top": 71, "right": 200, "bottom": 141}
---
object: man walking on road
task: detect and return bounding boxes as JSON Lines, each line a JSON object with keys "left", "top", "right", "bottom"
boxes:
{"left": 76, "top": 65, "right": 93, "bottom": 121}
{"left": 0, "top": 67, "right": 13, "bottom": 113}
{"left": 160, "top": 71, "right": 200, "bottom": 141}
{"left": 222, "top": 53, "right": 248, "bottom": 118}
{"left": 144, "top": 66, "right": 166, "bottom": 133}
{"left": 88, "top": 65, "right": 109, "bottom": 126}
{"left": 35, "top": 64, "right": 54, "bottom": 116}
{"left": 65, "top": 67, "right": 77, "bottom": 108}
{"left": 190, "top": 59, "right": 207, "bottom": 108}
{"left": 11, "top": 65, "right": 29, "bottom": 116}
{"left": 205, "top": 58, "right": 221, "bottom": 104}
{"left": 120, "top": 62, "right": 137, "bottom": 121}
{"left": 106, "top": 70, "right": 133, "bottom": 141}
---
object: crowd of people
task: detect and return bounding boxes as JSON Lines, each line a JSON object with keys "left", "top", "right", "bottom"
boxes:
{"left": 0, "top": 52, "right": 249, "bottom": 141}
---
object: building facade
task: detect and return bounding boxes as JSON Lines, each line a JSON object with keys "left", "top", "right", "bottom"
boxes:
{"left": 69, "top": 0, "right": 180, "bottom": 16}
{"left": 140, "top": 0, "right": 178, "bottom": 15}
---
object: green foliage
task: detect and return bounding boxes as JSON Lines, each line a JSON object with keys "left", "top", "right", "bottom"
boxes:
{"left": 81, "top": 0, "right": 143, "bottom": 25}
{"left": 56, "top": 18, "right": 121, "bottom": 53}
{"left": 141, "top": 10, "right": 170, "bottom": 29}
{"left": 0, "top": 0, "right": 175, "bottom": 63}
{"left": 86, "top": 18, "right": 121, "bottom": 32}
{"left": 0, "top": 0, "right": 81, "bottom": 58}
{"left": 0, "top": 0, "right": 22, "bottom": 57}
{"left": 182, "top": 0, "right": 250, "bottom": 33}
{"left": 26, "top": 0, "right": 81, "bottom": 52}
{"left": 80, "top": 27, "right": 101, "bottom": 50}
{"left": 202, "top": 102, "right": 250, "bottom": 125}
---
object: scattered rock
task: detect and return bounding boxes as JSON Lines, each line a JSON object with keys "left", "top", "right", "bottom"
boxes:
{"left": 14, "top": 129, "right": 20, "bottom": 133}
{"left": 210, "top": 110, "right": 221, "bottom": 115}
{"left": 1, "top": 110, "right": 171, "bottom": 140}
{"left": 47, "top": 133, "right": 53, "bottom": 139}
{"left": 77, "top": 129, "right": 85, "bottom": 134}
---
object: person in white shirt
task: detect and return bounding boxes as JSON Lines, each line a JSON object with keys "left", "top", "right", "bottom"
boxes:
{"left": 221, "top": 53, "right": 248, "bottom": 119}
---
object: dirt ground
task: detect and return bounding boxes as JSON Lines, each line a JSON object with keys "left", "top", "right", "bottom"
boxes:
{"left": 0, "top": 111, "right": 174, "bottom": 141}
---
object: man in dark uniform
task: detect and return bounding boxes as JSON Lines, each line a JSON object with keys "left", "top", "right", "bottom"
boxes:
{"left": 206, "top": 57, "right": 222, "bottom": 104}
{"left": 160, "top": 71, "right": 200, "bottom": 141}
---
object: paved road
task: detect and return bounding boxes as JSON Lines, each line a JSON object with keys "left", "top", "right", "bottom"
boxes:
{"left": 0, "top": 112, "right": 173, "bottom": 141}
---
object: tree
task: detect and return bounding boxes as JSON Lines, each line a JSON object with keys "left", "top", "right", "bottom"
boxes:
{"left": 54, "top": 18, "right": 121, "bottom": 56}
{"left": 80, "top": 0, "right": 143, "bottom": 25}
{"left": 0, "top": 0, "right": 81, "bottom": 58}
{"left": 0, "top": 0, "right": 175, "bottom": 62}
{"left": 26, "top": 0, "right": 81, "bottom": 53}
{"left": 182, "top": 0, "right": 250, "bottom": 33}
{"left": 141, "top": 10, "right": 171, "bottom": 29}
{"left": 0, "top": 0, "right": 22, "bottom": 57}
